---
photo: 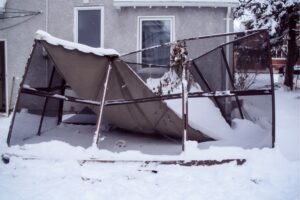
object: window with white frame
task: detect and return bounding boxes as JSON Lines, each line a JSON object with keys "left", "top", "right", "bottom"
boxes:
{"left": 74, "top": 7, "right": 103, "bottom": 47}
{"left": 139, "top": 16, "right": 175, "bottom": 65}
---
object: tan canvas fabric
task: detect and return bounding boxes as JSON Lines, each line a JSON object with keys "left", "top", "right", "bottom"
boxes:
{"left": 42, "top": 41, "right": 212, "bottom": 142}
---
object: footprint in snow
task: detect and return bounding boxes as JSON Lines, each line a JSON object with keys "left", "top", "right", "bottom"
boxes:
{"left": 115, "top": 140, "right": 126, "bottom": 148}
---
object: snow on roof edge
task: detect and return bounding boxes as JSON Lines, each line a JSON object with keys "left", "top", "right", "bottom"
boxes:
{"left": 35, "top": 30, "right": 120, "bottom": 57}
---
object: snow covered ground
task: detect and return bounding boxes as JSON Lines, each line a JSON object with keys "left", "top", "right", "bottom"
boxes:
{"left": 0, "top": 77, "right": 299, "bottom": 200}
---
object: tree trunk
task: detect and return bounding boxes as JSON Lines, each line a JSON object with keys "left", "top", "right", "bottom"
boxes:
{"left": 284, "top": 14, "right": 297, "bottom": 90}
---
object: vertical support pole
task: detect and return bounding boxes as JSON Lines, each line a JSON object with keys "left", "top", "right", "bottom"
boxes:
{"left": 266, "top": 32, "right": 276, "bottom": 148}
{"left": 181, "top": 63, "right": 188, "bottom": 151}
{"left": 93, "top": 60, "right": 112, "bottom": 147}
{"left": 8, "top": 76, "right": 16, "bottom": 114}
{"left": 37, "top": 66, "right": 55, "bottom": 136}
{"left": 57, "top": 80, "right": 66, "bottom": 125}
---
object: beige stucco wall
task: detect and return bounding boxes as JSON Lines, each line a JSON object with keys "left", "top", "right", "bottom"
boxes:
{"left": 0, "top": 0, "right": 233, "bottom": 111}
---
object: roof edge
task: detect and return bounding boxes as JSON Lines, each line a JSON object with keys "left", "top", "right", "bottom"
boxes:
{"left": 113, "top": 0, "right": 239, "bottom": 8}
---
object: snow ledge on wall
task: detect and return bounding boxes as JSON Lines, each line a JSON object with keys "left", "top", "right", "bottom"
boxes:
{"left": 113, "top": 0, "right": 239, "bottom": 9}
{"left": 35, "top": 30, "right": 120, "bottom": 57}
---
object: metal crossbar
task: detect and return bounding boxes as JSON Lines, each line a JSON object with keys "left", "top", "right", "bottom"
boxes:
{"left": 21, "top": 86, "right": 272, "bottom": 107}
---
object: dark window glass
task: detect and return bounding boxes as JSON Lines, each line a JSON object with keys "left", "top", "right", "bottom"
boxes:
{"left": 142, "top": 20, "right": 171, "bottom": 65}
{"left": 78, "top": 9, "right": 101, "bottom": 47}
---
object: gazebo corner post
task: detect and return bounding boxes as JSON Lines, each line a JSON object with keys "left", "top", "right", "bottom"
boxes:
{"left": 93, "top": 60, "right": 113, "bottom": 148}
{"left": 37, "top": 66, "right": 56, "bottom": 136}
{"left": 181, "top": 77, "right": 187, "bottom": 151}
{"left": 181, "top": 43, "right": 189, "bottom": 152}
{"left": 57, "top": 80, "right": 66, "bottom": 125}
{"left": 266, "top": 32, "right": 276, "bottom": 148}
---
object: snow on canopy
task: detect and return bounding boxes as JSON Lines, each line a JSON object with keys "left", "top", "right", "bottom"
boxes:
{"left": 35, "top": 30, "right": 120, "bottom": 57}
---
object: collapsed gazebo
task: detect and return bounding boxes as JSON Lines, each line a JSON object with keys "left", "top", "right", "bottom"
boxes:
{"left": 7, "top": 29, "right": 275, "bottom": 151}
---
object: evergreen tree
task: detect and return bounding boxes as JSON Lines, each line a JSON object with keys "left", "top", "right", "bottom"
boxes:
{"left": 234, "top": 0, "right": 299, "bottom": 89}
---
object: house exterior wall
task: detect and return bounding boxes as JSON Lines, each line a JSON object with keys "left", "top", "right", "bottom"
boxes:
{"left": 0, "top": 0, "right": 234, "bottom": 112}
{"left": 0, "top": 0, "right": 46, "bottom": 113}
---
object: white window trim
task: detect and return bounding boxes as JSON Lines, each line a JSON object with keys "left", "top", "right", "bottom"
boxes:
{"left": 137, "top": 16, "right": 175, "bottom": 52}
{"left": 74, "top": 6, "right": 104, "bottom": 47}
{"left": 136, "top": 16, "right": 175, "bottom": 70}
{"left": 0, "top": 39, "right": 8, "bottom": 115}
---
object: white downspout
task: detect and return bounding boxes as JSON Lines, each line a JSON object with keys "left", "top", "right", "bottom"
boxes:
{"left": 226, "top": 6, "right": 231, "bottom": 59}
{"left": 225, "top": 6, "right": 232, "bottom": 113}
{"left": 45, "top": 0, "right": 49, "bottom": 85}
{"left": 46, "top": 0, "right": 48, "bottom": 32}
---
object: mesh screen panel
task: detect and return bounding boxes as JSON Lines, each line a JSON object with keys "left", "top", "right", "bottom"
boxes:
{"left": 185, "top": 35, "right": 227, "bottom": 60}
{"left": 121, "top": 45, "right": 172, "bottom": 81}
{"left": 121, "top": 30, "right": 274, "bottom": 147}
{"left": 233, "top": 32, "right": 270, "bottom": 90}
{"left": 9, "top": 42, "right": 65, "bottom": 145}
{"left": 9, "top": 94, "right": 60, "bottom": 145}
{"left": 190, "top": 31, "right": 273, "bottom": 145}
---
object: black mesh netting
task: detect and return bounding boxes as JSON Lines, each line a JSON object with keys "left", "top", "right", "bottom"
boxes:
{"left": 121, "top": 30, "right": 274, "bottom": 146}
{"left": 121, "top": 46, "right": 172, "bottom": 81}
{"left": 9, "top": 42, "right": 65, "bottom": 145}
{"left": 191, "top": 31, "right": 272, "bottom": 124}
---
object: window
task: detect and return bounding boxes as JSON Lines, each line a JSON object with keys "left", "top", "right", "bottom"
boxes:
{"left": 139, "top": 16, "right": 175, "bottom": 65}
{"left": 74, "top": 7, "right": 103, "bottom": 47}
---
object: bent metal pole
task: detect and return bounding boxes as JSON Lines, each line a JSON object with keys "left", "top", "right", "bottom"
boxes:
{"left": 93, "top": 60, "right": 112, "bottom": 147}
{"left": 181, "top": 42, "right": 189, "bottom": 152}
{"left": 182, "top": 61, "right": 189, "bottom": 151}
